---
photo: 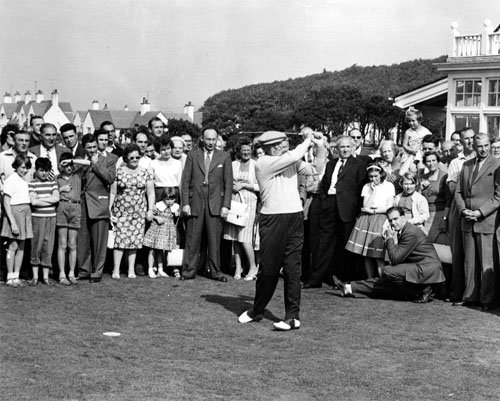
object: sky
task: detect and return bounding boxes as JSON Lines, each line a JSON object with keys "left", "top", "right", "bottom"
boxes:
{"left": 1, "top": 0, "right": 499, "bottom": 113}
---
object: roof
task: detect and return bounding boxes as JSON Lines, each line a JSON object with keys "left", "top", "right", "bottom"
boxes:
{"left": 132, "top": 111, "right": 163, "bottom": 127}
{"left": 108, "top": 110, "right": 138, "bottom": 128}
{"left": 164, "top": 112, "right": 190, "bottom": 121}
{"left": 59, "top": 102, "right": 73, "bottom": 113}
{"left": 393, "top": 78, "right": 448, "bottom": 109}
{"left": 31, "top": 100, "right": 52, "bottom": 116}
{"left": 87, "top": 110, "right": 112, "bottom": 129}
{"left": 1, "top": 103, "right": 17, "bottom": 118}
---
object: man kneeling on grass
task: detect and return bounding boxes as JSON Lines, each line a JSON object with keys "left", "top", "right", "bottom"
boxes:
{"left": 333, "top": 206, "right": 445, "bottom": 303}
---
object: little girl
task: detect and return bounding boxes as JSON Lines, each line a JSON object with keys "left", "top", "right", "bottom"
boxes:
{"left": 2, "top": 154, "right": 33, "bottom": 287}
{"left": 143, "top": 187, "right": 180, "bottom": 278}
{"left": 400, "top": 107, "right": 432, "bottom": 173}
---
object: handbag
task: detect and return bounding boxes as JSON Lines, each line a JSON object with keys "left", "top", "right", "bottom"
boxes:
{"left": 107, "top": 227, "right": 115, "bottom": 249}
{"left": 225, "top": 193, "right": 249, "bottom": 227}
{"left": 167, "top": 248, "right": 184, "bottom": 267}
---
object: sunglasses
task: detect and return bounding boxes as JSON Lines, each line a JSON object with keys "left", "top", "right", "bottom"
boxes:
{"left": 128, "top": 156, "right": 141, "bottom": 160}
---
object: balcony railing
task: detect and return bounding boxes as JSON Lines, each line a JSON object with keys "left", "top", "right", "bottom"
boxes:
{"left": 451, "top": 20, "right": 500, "bottom": 57}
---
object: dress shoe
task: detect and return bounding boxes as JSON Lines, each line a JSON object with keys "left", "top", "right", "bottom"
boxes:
{"left": 453, "top": 300, "right": 480, "bottom": 307}
{"left": 180, "top": 276, "right": 195, "bottom": 281}
{"left": 212, "top": 276, "right": 227, "bottom": 283}
{"left": 273, "top": 319, "right": 301, "bottom": 331}
{"left": 332, "top": 275, "right": 354, "bottom": 297}
{"left": 302, "top": 282, "right": 322, "bottom": 289}
{"left": 238, "top": 310, "right": 262, "bottom": 323}
{"left": 90, "top": 277, "right": 102, "bottom": 283}
{"left": 76, "top": 276, "right": 90, "bottom": 281}
{"left": 413, "top": 286, "right": 434, "bottom": 303}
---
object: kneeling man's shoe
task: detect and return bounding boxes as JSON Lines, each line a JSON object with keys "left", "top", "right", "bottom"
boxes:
{"left": 332, "top": 275, "right": 354, "bottom": 297}
{"left": 273, "top": 319, "right": 301, "bottom": 331}
{"left": 413, "top": 286, "right": 434, "bottom": 303}
{"left": 238, "top": 310, "right": 261, "bottom": 324}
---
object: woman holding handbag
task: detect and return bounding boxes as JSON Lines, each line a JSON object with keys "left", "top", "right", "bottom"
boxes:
{"left": 223, "top": 137, "right": 260, "bottom": 280}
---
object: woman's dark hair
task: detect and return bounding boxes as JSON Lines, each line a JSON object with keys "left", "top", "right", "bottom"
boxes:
{"left": 234, "top": 136, "right": 253, "bottom": 156}
{"left": 252, "top": 143, "right": 263, "bottom": 158}
{"left": 154, "top": 136, "right": 173, "bottom": 153}
{"left": 12, "top": 153, "right": 32, "bottom": 170}
{"left": 1, "top": 124, "right": 18, "bottom": 145}
{"left": 366, "top": 162, "right": 386, "bottom": 182}
{"left": 123, "top": 143, "right": 141, "bottom": 162}
{"left": 165, "top": 186, "right": 179, "bottom": 200}
{"left": 423, "top": 150, "right": 440, "bottom": 164}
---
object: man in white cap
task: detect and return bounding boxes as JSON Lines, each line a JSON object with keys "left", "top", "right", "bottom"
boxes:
{"left": 238, "top": 128, "right": 326, "bottom": 331}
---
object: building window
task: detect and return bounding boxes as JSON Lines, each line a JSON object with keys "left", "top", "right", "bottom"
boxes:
{"left": 454, "top": 114, "right": 480, "bottom": 133}
{"left": 488, "top": 79, "right": 500, "bottom": 107}
{"left": 455, "top": 79, "right": 482, "bottom": 107}
{"left": 487, "top": 116, "right": 500, "bottom": 137}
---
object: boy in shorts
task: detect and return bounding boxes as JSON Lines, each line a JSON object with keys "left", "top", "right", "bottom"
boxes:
{"left": 28, "top": 157, "right": 60, "bottom": 286}
{"left": 56, "top": 152, "right": 82, "bottom": 285}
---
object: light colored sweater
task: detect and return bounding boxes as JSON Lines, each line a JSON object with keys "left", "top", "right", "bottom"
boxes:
{"left": 256, "top": 140, "right": 326, "bottom": 214}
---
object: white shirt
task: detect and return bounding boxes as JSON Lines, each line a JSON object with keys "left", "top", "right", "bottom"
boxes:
{"left": 361, "top": 180, "right": 395, "bottom": 210}
{"left": 0, "top": 149, "right": 37, "bottom": 181}
{"left": 447, "top": 151, "right": 476, "bottom": 183}
{"left": 3, "top": 172, "right": 30, "bottom": 204}
{"left": 328, "top": 158, "right": 347, "bottom": 195}
{"left": 41, "top": 145, "right": 59, "bottom": 175}
{"left": 151, "top": 158, "right": 183, "bottom": 187}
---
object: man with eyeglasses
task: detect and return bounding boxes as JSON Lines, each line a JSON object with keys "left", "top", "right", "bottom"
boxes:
{"left": 348, "top": 128, "right": 370, "bottom": 167}
{"left": 100, "top": 121, "right": 122, "bottom": 157}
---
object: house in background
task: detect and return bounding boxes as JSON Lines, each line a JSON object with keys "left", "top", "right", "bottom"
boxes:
{"left": 394, "top": 19, "right": 500, "bottom": 138}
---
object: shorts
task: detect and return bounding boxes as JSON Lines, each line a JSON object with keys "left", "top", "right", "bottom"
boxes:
{"left": 56, "top": 201, "right": 82, "bottom": 229}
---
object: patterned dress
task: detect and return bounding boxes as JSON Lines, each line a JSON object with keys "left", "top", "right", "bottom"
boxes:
{"left": 223, "top": 166, "right": 258, "bottom": 244}
{"left": 143, "top": 207, "right": 178, "bottom": 250}
{"left": 113, "top": 166, "right": 152, "bottom": 249}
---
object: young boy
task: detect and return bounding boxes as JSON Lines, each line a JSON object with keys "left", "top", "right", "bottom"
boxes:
{"left": 56, "top": 152, "right": 82, "bottom": 285}
{"left": 27, "top": 157, "right": 60, "bottom": 286}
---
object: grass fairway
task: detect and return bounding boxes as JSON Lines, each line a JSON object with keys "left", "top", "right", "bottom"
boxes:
{"left": 1, "top": 276, "right": 500, "bottom": 401}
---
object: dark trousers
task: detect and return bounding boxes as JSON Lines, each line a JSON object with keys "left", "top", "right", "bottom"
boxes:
{"left": 448, "top": 200, "right": 465, "bottom": 300}
{"left": 301, "top": 195, "right": 321, "bottom": 282}
{"left": 462, "top": 231, "right": 496, "bottom": 304}
{"left": 309, "top": 195, "right": 355, "bottom": 284}
{"left": 77, "top": 202, "right": 109, "bottom": 279}
{"left": 182, "top": 191, "right": 223, "bottom": 279}
{"left": 350, "top": 264, "right": 422, "bottom": 300}
{"left": 252, "top": 212, "right": 303, "bottom": 320}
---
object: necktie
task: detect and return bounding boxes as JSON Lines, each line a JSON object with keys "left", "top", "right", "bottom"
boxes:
{"left": 204, "top": 152, "right": 211, "bottom": 183}
{"left": 471, "top": 161, "right": 480, "bottom": 184}
{"left": 338, "top": 158, "right": 345, "bottom": 174}
{"left": 46, "top": 150, "right": 55, "bottom": 180}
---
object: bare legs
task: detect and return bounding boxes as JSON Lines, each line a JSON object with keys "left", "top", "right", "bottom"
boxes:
{"left": 113, "top": 249, "right": 138, "bottom": 278}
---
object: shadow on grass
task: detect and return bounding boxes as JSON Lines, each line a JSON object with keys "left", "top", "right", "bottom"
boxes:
{"left": 201, "top": 294, "right": 281, "bottom": 322}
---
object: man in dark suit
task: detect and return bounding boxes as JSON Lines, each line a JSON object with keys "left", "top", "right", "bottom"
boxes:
{"left": 333, "top": 206, "right": 445, "bottom": 302}
{"left": 60, "top": 123, "right": 86, "bottom": 159}
{"left": 76, "top": 133, "right": 116, "bottom": 282}
{"left": 349, "top": 128, "right": 371, "bottom": 167}
{"left": 100, "top": 121, "right": 122, "bottom": 157}
{"left": 180, "top": 128, "right": 232, "bottom": 281}
{"left": 303, "top": 135, "right": 366, "bottom": 288}
{"left": 454, "top": 132, "right": 500, "bottom": 310}
{"left": 29, "top": 123, "right": 69, "bottom": 177}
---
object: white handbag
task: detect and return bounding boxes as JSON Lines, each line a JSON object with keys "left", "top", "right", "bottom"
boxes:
{"left": 107, "top": 228, "right": 115, "bottom": 249}
{"left": 225, "top": 193, "right": 249, "bottom": 227}
{"left": 167, "top": 249, "right": 184, "bottom": 267}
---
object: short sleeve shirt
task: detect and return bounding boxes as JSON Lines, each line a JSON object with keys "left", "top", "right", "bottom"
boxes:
{"left": 3, "top": 173, "right": 30, "bottom": 205}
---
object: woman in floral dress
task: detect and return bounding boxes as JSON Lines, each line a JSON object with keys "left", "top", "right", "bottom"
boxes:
{"left": 109, "top": 144, "right": 155, "bottom": 279}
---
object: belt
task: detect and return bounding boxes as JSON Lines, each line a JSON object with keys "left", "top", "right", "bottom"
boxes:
{"left": 60, "top": 199, "right": 81, "bottom": 204}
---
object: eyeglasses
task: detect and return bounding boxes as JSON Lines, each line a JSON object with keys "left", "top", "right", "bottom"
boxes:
{"left": 128, "top": 156, "right": 140, "bottom": 160}
{"left": 350, "top": 136, "right": 362, "bottom": 139}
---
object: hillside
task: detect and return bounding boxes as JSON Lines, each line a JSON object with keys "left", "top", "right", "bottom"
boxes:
{"left": 201, "top": 56, "right": 447, "bottom": 133}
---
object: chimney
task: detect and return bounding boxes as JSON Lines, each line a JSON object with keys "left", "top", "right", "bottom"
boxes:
{"left": 14, "top": 91, "right": 21, "bottom": 103}
{"left": 123, "top": 105, "right": 129, "bottom": 111}
{"left": 140, "top": 97, "right": 150, "bottom": 115}
{"left": 35, "top": 90, "right": 44, "bottom": 103}
{"left": 3, "top": 92, "right": 12, "bottom": 103}
{"left": 51, "top": 89, "right": 59, "bottom": 106}
{"left": 92, "top": 100, "right": 99, "bottom": 110}
{"left": 183, "top": 101, "right": 195, "bottom": 122}
{"left": 25, "top": 91, "right": 32, "bottom": 104}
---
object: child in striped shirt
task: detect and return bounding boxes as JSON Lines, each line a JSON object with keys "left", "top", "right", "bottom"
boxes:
{"left": 27, "top": 158, "right": 60, "bottom": 286}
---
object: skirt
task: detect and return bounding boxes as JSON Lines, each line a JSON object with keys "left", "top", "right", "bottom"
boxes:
{"left": 1, "top": 204, "right": 33, "bottom": 240}
{"left": 345, "top": 213, "right": 386, "bottom": 259}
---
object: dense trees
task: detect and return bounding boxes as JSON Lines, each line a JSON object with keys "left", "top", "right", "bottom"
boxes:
{"left": 200, "top": 56, "right": 446, "bottom": 143}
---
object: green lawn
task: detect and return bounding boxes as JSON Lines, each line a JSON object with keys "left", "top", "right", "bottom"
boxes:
{"left": 1, "top": 276, "right": 499, "bottom": 401}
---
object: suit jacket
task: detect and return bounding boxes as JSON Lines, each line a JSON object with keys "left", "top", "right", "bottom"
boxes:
{"left": 455, "top": 154, "right": 500, "bottom": 234}
{"left": 320, "top": 155, "right": 367, "bottom": 222}
{"left": 181, "top": 148, "right": 233, "bottom": 217}
{"left": 386, "top": 222, "right": 444, "bottom": 284}
{"left": 29, "top": 144, "right": 70, "bottom": 162}
{"left": 67, "top": 143, "right": 86, "bottom": 159}
{"left": 81, "top": 154, "right": 117, "bottom": 219}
